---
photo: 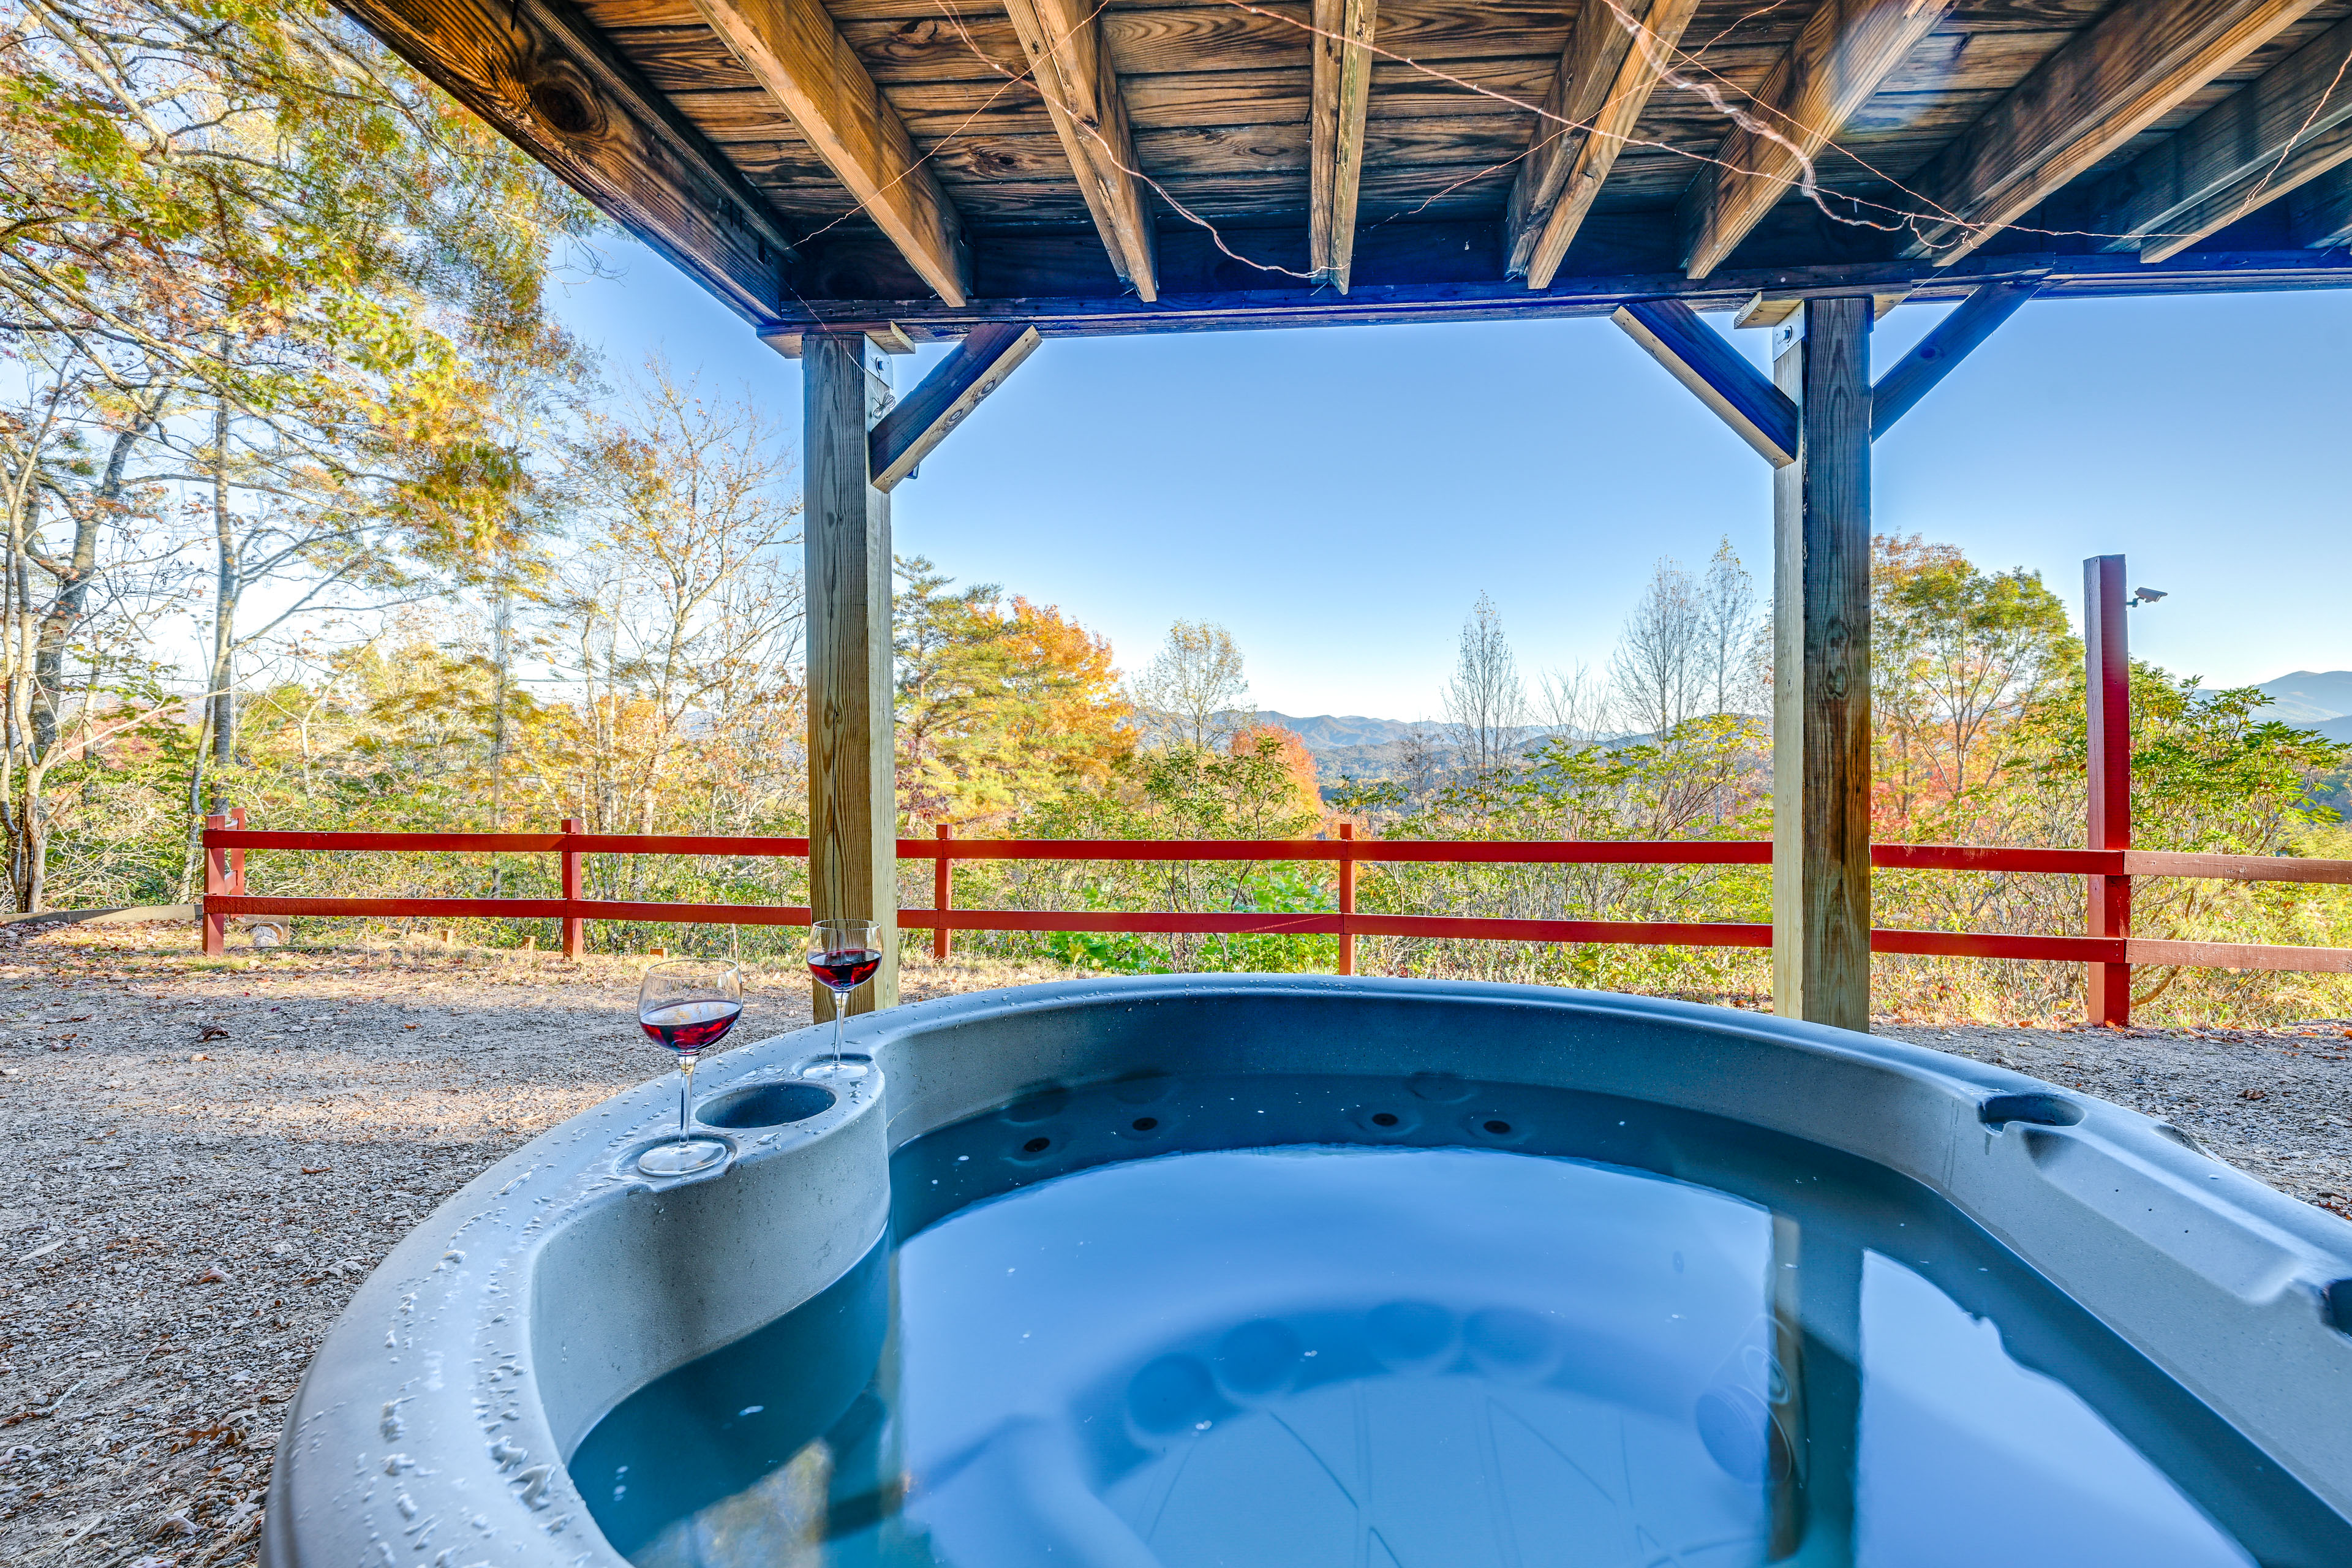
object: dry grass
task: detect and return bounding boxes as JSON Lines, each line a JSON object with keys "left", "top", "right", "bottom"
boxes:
{"left": 0, "top": 924, "right": 2344, "bottom": 1566}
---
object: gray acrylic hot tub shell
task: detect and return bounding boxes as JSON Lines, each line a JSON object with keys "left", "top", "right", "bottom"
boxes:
{"left": 260, "top": 976, "right": 2352, "bottom": 1567}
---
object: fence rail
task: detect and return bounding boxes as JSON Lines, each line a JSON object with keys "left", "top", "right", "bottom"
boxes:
{"left": 198, "top": 819, "right": 2352, "bottom": 1020}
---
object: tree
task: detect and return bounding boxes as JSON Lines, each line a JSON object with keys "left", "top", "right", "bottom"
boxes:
{"left": 1697, "top": 537, "right": 1762, "bottom": 716}
{"left": 1226, "top": 722, "right": 1322, "bottom": 819}
{"left": 1872, "top": 535, "right": 2073, "bottom": 819}
{"left": 1131, "top": 620, "right": 1250, "bottom": 748}
{"left": 896, "top": 558, "right": 1132, "bottom": 826}
{"left": 1443, "top": 592, "right": 1526, "bottom": 772}
{"left": 1610, "top": 558, "right": 1703, "bottom": 739}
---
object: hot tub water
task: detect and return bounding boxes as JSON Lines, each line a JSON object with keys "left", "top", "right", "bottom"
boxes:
{"left": 570, "top": 1070, "right": 2291, "bottom": 1567}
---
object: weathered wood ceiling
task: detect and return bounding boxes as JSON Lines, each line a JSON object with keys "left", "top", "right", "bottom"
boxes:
{"left": 340, "top": 0, "right": 2352, "bottom": 334}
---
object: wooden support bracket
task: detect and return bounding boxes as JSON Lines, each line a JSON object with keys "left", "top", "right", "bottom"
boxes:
{"left": 869, "top": 325, "right": 1043, "bottom": 491}
{"left": 1612, "top": 300, "right": 1798, "bottom": 466}
{"left": 1869, "top": 281, "right": 2036, "bottom": 437}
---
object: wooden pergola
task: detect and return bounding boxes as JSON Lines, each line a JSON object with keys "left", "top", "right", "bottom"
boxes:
{"left": 344, "top": 0, "right": 2352, "bottom": 1028}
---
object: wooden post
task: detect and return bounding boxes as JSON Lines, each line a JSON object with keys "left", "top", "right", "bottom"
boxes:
{"left": 560, "top": 817, "right": 584, "bottom": 960}
{"left": 228, "top": 806, "right": 247, "bottom": 897}
{"left": 806, "top": 332, "right": 901, "bottom": 1019}
{"left": 202, "top": 814, "right": 228, "bottom": 956}
{"left": 1767, "top": 1216, "right": 1863, "bottom": 1566}
{"left": 1336, "top": 822, "right": 1356, "bottom": 976}
{"left": 933, "top": 822, "right": 952, "bottom": 962}
{"left": 2085, "top": 556, "right": 2132, "bottom": 1026}
{"left": 1771, "top": 297, "right": 1874, "bottom": 1033}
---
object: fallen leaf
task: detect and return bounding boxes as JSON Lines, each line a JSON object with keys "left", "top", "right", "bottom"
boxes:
{"left": 2239, "top": 1088, "right": 2270, "bottom": 1101}
{"left": 402, "top": 1023, "right": 417, "bottom": 1031}
{"left": 195, "top": 1265, "right": 230, "bottom": 1284}
{"left": 299, "top": 1166, "right": 330, "bottom": 1175}
{"left": 198, "top": 1027, "right": 228, "bottom": 1041}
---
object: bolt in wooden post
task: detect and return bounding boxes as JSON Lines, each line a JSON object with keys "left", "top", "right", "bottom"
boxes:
{"left": 933, "top": 823, "right": 952, "bottom": 962}
{"left": 560, "top": 817, "right": 584, "bottom": 960}
{"left": 1336, "top": 822, "right": 1356, "bottom": 976}
{"left": 2085, "top": 556, "right": 2132, "bottom": 1026}
{"left": 202, "top": 814, "right": 228, "bottom": 956}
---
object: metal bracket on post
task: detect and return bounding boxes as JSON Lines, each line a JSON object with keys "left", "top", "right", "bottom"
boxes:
{"left": 2085, "top": 557, "right": 2132, "bottom": 1026}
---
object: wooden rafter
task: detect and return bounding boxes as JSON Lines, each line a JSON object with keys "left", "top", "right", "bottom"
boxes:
{"left": 687, "top": 0, "right": 972, "bottom": 305}
{"left": 332, "top": 0, "right": 798, "bottom": 323}
{"left": 1868, "top": 281, "right": 2035, "bottom": 437}
{"left": 1309, "top": 0, "right": 1379, "bottom": 291}
{"left": 1508, "top": 0, "right": 1703, "bottom": 290}
{"left": 1678, "top": 0, "right": 1955, "bottom": 281}
{"left": 2082, "top": 15, "right": 2352, "bottom": 263}
{"left": 1002, "top": 0, "right": 1158, "bottom": 301}
{"left": 1901, "top": 0, "right": 2324, "bottom": 265}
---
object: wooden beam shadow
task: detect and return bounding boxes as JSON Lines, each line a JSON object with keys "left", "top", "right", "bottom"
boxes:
{"left": 870, "top": 325, "right": 1044, "bottom": 491}
{"left": 1611, "top": 300, "right": 1798, "bottom": 466}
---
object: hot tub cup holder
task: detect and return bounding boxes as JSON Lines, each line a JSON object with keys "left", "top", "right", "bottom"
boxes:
{"left": 613, "top": 1129, "right": 740, "bottom": 1186}
{"left": 1977, "top": 1091, "right": 2087, "bottom": 1128}
{"left": 697, "top": 1079, "right": 839, "bottom": 1131}
{"left": 791, "top": 1050, "right": 875, "bottom": 1082}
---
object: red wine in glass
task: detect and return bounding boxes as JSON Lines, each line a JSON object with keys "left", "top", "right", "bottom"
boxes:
{"left": 807, "top": 949, "right": 883, "bottom": 992}
{"left": 806, "top": 919, "right": 882, "bottom": 1081}
{"left": 635, "top": 960, "right": 744, "bottom": 1177}
{"left": 640, "top": 998, "right": 744, "bottom": 1054}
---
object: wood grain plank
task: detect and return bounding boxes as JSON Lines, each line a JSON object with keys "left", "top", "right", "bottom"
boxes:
{"left": 1611, "top": 298, "right": 1800, "bottom": 462}
{"left": 869, "top": 323, "right": 1042, "bottom": 488}
{"left": 1679, "top": 0, "right": 1958, "bottom": 280}
{"left": 1310, "top": 0, "right": 1380, "bottom": 288}
{"left": 2078, "top": 15, "right": 2352, "bottom": 260}
{"left": 1901, "top": 0, "right": 2326, "bottom": 263}
{"left": 689, "top": 0, "right": 973, "bottom": 301}
{"left": 1868, "top": 278, "right": 2035, "bottom": 434}
{"left": 2289, "top": 156, "right": 2352, "bottom": 243}
{"left": 1509, "top": 0, "right": 1706, "bottom": 289}
{"left": 803, "top": 334, "right": 900, "bottom": 1012}
{"left": 1771, "top": 296, "right": 1874, "bottom": 1030}
{"left": 1003, "top": 0, "right": 1161, "bottom": 296}
{"left": 330, "top": 0, "right": 796, "bottom": 322}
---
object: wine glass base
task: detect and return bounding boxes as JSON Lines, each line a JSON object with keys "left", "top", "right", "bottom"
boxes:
{"left": 801, "top": 1055, "right": 873, "bottom": 1082}
{"left": 637, "top": 1137, "right": 729, "bottom": 1177}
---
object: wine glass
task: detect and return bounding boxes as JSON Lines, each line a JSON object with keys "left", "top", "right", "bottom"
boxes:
{"left": 636, "top": 959, "right": 742, "bottom": 1176}
{"left": 805, "top": 919, "right": 882, "bottom": 1081}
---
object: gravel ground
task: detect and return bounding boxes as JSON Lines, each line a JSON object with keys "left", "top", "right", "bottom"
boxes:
{"left": 1, "top": 926, "right": 2348, "bottom": 1566}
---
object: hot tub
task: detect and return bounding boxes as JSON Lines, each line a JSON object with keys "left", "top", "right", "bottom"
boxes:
{"left": 261, "top": 976, "right": 2352, "bottom": 1567}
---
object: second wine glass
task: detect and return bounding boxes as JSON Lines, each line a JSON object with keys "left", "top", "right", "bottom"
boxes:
{"left": 805, "top": 919, "right": 881, "bottom": 1081}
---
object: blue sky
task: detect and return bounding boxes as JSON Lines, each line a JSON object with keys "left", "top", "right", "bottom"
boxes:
{"left": 550, "top": 236, "right": 2351, "bottom": 720}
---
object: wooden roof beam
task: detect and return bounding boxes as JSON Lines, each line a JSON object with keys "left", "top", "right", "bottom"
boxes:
{"left": 1869, "top": 281, "right": 2036, "bottom": 437}
{"left": 1003, "top": 0, "right": 1158, "bottom": 301}
{"left": 331, "top": 0, "right": 799, "bottom": 323}
{"left": 1900, "top": 0, "right": 2324, "bottom": 266}
{"left": 2291, "top": 160, "right": 2352, "bottom": 248}
{"left": 869, "top": 325, "right": 1042, "bottom": 491}
{"left": 2081, "top": 15, "right": 2352, "bottom": 263}
{"left": 1679, "top": 0, "right": 1955, "bottom": 281}
{"left": 1309, "top": 0, "right": 1379, "bottom": 291}
{"left": 688, "top": 0, "right": 971, "bottom": 305}
{"left": 1611, "top": 300, "right": 1798, "bottom": 466}
{"left": 1509, "top": 0, "right": 1705, "bottom": 290}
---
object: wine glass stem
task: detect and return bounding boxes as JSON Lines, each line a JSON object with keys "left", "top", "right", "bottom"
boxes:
{"left": 831, "top": 998, "right": 846, "bottom": 1066}
{"left": 679, "top": 1054, "right": 696, "bottom": 1140}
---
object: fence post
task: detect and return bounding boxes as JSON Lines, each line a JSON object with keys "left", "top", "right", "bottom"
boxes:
{"left": 2085, "top": 556, "right": 2132, "bottom": 1026}
{"left": 228, "top": 807, "right": 247, "bottom": 895}
{"left": 560, "top": 818, "right": 584, "bottom": 960}
{"left": 1337, "top": 823, "right": 1356, "bottom": 976}
{"left": 202, "top": 815, "right": 228, "bottom": 956}
{"left": 933, "top": 823, "right": 952, "bottom": 962}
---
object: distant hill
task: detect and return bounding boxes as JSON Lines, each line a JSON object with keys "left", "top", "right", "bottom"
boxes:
{"left": 2255, "top": 671, "right": 2352, "bottom": 723}
{"left": 1253, "top": 712, "right": 1444, "bottom": 750}
{"left": 2313, "top": 714, "right": 2352, "bottom": 745}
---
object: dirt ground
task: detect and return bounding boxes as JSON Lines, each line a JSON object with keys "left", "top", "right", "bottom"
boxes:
{"left": 1, "top": 925, "right": 2347, "bottom": 1567}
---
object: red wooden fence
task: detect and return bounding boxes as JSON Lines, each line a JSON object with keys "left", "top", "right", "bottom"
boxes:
{"left": 200, "top": 820, "right": 2352, "bottom": 1025}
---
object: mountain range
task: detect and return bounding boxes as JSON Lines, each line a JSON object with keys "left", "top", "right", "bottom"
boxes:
{"left": 2253, "top": 673, "right": 2352, "bottom": 744}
